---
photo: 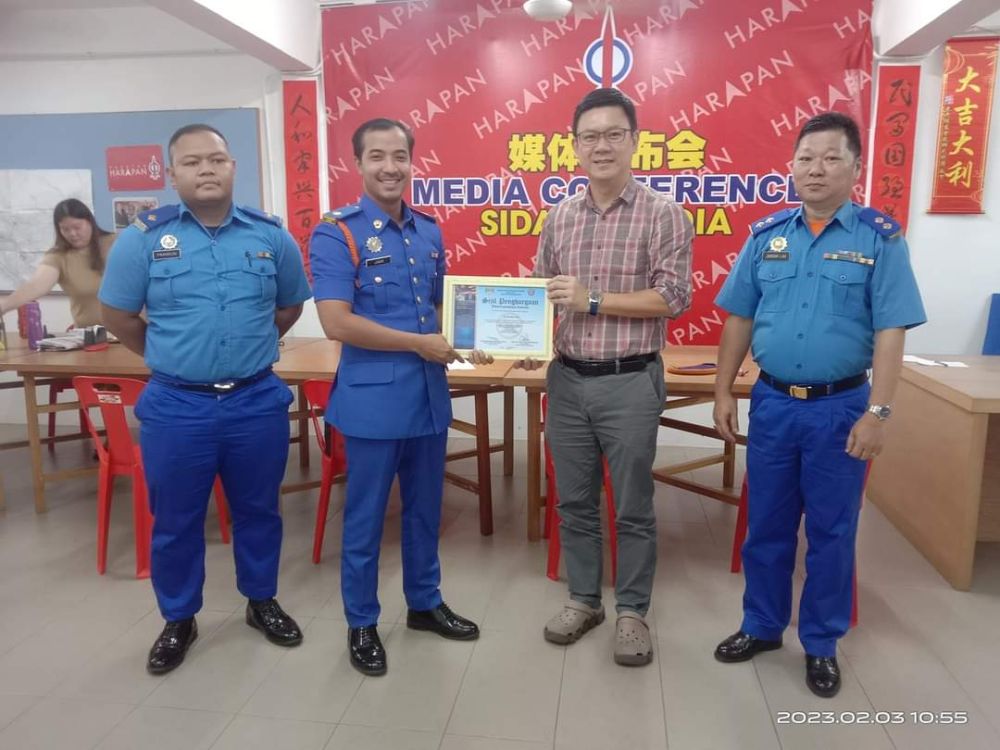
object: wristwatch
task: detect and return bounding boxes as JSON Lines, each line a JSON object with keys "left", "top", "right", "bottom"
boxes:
{"left": 588, "top": 290, "right": 603, "bottom": 316}
{"left": 867, "top": 404, "right": 892, "bottom": 421}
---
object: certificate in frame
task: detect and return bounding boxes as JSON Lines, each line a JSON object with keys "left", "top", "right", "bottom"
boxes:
{"left": 442, "top": 275, "right": 553, "bottom": 359}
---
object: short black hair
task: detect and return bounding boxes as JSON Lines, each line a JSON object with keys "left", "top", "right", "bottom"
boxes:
{"left": 352, "top": 118, "right": 415, "bottom": 160}
{"left": 794, "top": 112, "right": 862, "bottom": 159}
{"left": 572, "top": 88, "right": 638, "bottom": 133}
{"left": 167, "top": 124, "right": 229, "bottom": 162}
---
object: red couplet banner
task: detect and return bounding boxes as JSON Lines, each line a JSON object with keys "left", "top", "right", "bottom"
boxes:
{"left": 322, "top": 0, "right": 873, "bottom": 345}
{"left": 929, "top": 37, "right": 999, "bottom": 214}
{"left": 282, "top": 79, "right": 322, "bottom": 280}
{"left": 869, "top": 65, "right": 920, "bottom": 232}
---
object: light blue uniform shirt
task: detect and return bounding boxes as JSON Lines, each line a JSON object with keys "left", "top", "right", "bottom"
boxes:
{"left": 309, "top": 194, "right": 451, "bottom": 439}
{"left": 715, "top": 201, "right": 926, "bottom": 383}
{"left": 99, "top": 202, "right": 312, "bottom": 382}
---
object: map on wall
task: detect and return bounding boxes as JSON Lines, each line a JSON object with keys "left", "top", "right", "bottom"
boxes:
{"left": 0, "top": 169, "right": 93, "bottom": 292}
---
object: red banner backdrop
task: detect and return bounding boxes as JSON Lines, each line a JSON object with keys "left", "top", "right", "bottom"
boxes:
{"left": 282, "top": 79, "right": 321, "bottom": 279}
{"left": 930, "top": 36, "right": 999, "bottom": 214}
{"left": 106, "top": 145, "right": 165, "bottom": 191}
{"left": 322, "top": 0, "right": 873, "bottom": 345}
{"left": 869, "top": 65, "right": 920, "bottom": 232}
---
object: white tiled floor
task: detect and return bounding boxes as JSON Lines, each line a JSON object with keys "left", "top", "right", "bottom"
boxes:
{"left": 1, "top": 429, "right": 999, "bottom": 750}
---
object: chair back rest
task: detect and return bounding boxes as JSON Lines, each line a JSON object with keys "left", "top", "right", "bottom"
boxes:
{"left": 984, "top": 293, "right": 1000, "bottom": 355}
{"left": 72, "top": 376, "right": 146, "bottom": 470}
{"left": 301, "top": 378, "right": 334, "bottom": 455}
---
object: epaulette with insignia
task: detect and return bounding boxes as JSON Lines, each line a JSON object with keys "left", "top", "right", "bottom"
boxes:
{"left": 240, "top": 205, "right": 283, "bottom": 227}
{"left": 132, "top": 204, "right": 179, "bottom": 232}
{"left": 411, "top": 207, "right": 438, "bottom": 224}
{"left": 749, "top": 207, "right": 796, "bottom": 236}
{"left": 322, "top": 205, "right": 361, "bottom": 224}
{"left": 857, "top": 207, "right": 901, "bottom": 238}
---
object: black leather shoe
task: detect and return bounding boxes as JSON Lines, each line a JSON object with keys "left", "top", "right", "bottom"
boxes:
{"left": 246, "top": 598, "right": 303, "bottom": 646}
{"left": 349, "top": 625, "right": 387, "bottom": 676}
{"left": 806, "top": 655, "right": 841, "bottom": 698}
{"left": 714, "top": 631, "right": 782, "bottom": 663}
{"left": 407, "top": 602, "right": 480, "bottom": 640}
{"left": 147, "top": 618, "right": 197, "bottom": 675}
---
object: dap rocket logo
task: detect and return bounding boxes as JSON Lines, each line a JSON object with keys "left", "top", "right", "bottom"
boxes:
{"left": 583, "top": 7, "right": 633, "bottom": 87}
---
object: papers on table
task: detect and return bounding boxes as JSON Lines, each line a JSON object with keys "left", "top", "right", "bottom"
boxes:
{"left": 903, "top": 355, "right": 970, "bottom": 368}
{"left": 447, "top": 360, "right": 476, "bottom": 371}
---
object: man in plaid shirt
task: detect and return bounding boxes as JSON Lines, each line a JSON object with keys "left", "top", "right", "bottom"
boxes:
{"left": 522, "top": 88, "right": 693, "bottom": 666}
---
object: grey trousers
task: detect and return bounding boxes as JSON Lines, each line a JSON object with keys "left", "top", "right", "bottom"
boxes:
{"left": 546, "top": 357, "right": 665, "bottom": 615}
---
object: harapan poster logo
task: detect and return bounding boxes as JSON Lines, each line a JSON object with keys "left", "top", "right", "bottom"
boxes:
{"left": 322, "top": 0, "right": 873, "bottom": 345}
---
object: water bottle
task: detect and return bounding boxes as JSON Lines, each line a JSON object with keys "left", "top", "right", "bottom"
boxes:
{"left": 25, "top": 302, "right": 43, "bottom": 351}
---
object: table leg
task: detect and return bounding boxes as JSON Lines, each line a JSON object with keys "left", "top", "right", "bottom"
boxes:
{"left": 526, "top": 388, "right": 542, "bottom": 541}
{"left": 723, "top": 437, "right": 735, "bottom": 488}
{"left": 474, "top": 391, "right": 494, "bottom": 536}
{"left": 503, "top": 386, "right": 514, "bottom": 476}
{"left": 24, "top": 375, "right": 46, "bottom": 513}
{"left": 297, "top": 384, "right": 310, "bottom": 468}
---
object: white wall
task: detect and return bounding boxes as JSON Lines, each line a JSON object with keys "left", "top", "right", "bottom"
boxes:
{"left": 897, "top": 46, "right": 1000, "bottom": 355}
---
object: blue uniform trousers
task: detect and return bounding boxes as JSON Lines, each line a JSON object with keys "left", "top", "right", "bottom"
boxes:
{"left": 741, "top": 379, "right": 869, "bottom": 657}
{"left": 341, "top": 430, "right": 447, "bottom": 627}
{"left": 136, "top": 373, "right": 293, "bottom": 621}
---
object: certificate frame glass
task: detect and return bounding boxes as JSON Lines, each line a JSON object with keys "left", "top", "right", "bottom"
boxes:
{"left": 442, "top": 275, "right": 553, "bottom": 359}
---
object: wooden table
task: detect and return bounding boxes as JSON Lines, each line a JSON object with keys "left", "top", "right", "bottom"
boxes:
{"left": 0, "top": 338, "right": 513, "bottom": 524}
{"left": 503, "top": 345, "right": 758, "bottom": 541}
{"left": 866, "top": 355, "right": 1000, "bottom": 589}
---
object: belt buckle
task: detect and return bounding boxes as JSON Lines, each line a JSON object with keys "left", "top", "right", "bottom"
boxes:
{"left": 789, "top": 385, "right": 809, "bottom": 400}
{"left": 212, "top": 381, "right": 236, "bottom": 393}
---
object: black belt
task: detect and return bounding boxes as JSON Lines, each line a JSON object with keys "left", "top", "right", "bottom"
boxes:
{"left": 759, "top": 370, "right": 868, "bottom": 400}
{"left": 169, "top": 368, "right": 272, "bottom": 394}
{"left": 559, "top": 352, "right": 658, "bottom": 377}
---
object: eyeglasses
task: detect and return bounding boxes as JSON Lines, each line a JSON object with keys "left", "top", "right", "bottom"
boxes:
{"left": 574, "top": 128, "right": 633, "bottom": 147}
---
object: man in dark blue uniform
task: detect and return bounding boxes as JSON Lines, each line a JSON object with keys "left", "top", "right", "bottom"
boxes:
{"left": 309, "top": 118, "right": 485, "bottom": 676}
{"left": 712, "top": 112, "right": 925, "bottom": 697}
{"left": 100, "top": 124, "right": 313, "bottom": 674}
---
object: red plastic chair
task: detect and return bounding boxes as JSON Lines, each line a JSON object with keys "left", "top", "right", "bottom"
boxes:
{"left": 730, "top": 463, "right": 871, "bottom": 628}
{"left": 73, "top": 376, "right": 231, "bottom": 579}
{"left": 47, "top": 378, "right": 87, "bottom": 453}
{"left": 301, "top": 378, "right": 347, "bottom": 564}
{"left": 542, "top": 394, "right": 618, "bottom": 583}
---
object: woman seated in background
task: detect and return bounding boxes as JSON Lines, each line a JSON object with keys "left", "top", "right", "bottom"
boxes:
{"left": 0, "top": 198, "right": 115, "bottom": 327}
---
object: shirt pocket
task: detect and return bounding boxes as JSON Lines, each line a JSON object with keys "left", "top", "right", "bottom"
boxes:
{"left": 356, "top": 265, "right": 401, "bottom": 315}
{"left": 240, "top": 262, "right": 278, "bottom": 307}
{"left": 148, "top": 259, "right": 193, "bottom": 309}
{"left": 421, "top": 258, "right": 440, "bottom": 303}
{"left": 756, "top": 262, "right": 797, "bottom": 313}
{"left": 819, "top": 262, "right": 869, "bottom": 317}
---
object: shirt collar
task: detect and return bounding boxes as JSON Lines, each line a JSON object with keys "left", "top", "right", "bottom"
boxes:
{"left": 360, "top": 193, "right": 412, "bottom": 234}
{"left": 793, "top": 200, "right": 857, "bottom": 232}
{"left": 584, "top": 177, "right": 638, "bottom": 212}
{"left": 178, "top": 201, "right": 243, "bottom": 229}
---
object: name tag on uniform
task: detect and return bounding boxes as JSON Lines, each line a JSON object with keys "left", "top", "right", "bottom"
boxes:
{"left": 152, "top": 249, "right": 181, "bottom": 260}
{"left": 364, "top": 256, "right": 391, "bottom": 267}
{"left": 823, "top": 252, "right": 874, "bottom": 266}
{"left": 763, "top": 251, "right": 789, "bottom": 260}
{"left": 256, "top": 251, "right": 274, "bottom": 260}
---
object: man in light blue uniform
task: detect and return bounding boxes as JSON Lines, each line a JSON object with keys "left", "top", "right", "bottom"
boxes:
{"left": 100, "top": 124, "right": 312, "bottom": 675}
{"left": 711, "top": 113, "right": 925, "bottom": 697}
{"left": 309, "top": 118, "right": 483, "bottom": 676}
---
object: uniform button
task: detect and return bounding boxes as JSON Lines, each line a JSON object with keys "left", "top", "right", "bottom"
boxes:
{"left": 405, "top": 238, "right": 411, "bottom": 245}
{"left": 807, "top": 271, "right": 814, "bottom": 278}
{"left": 797, "top": 333, "right": 804, "bottom": 339}
{"left": 374, "top": 276, "right": 383, "bottom": 283}
{"left": 416, "top": 296, "right": 422, "bottom": 303}
{"left": 409, "top": 257, "right": 416, "bottom": 265}
{"left": 839, "top": 274, "right": 847, "bottom": 281}
{"left": 420, "top": 315, "right": 426, "bottom": 323}
{"left": 770, "top": 272, "right": 776, "bottom": 279}
{"left": 801, "top": 302, "right": 808, "bottom": 308}
{"left": 413, "top": 276, "right": 419, "bottom": 283}
{"left": 220, "top": 305, "right": 226, "bottom": 311}
{"left": 211, "top": 240, "right": 217, "bottom": 246}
